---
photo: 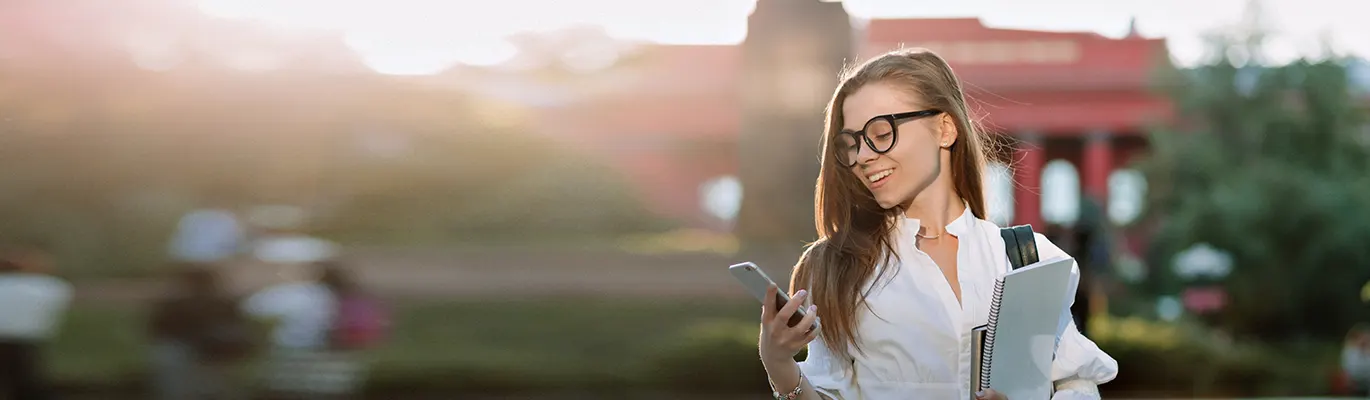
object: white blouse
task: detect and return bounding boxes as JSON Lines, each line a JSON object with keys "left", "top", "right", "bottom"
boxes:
{"left": 797, "top": 206, "right": 1118, "bottom": 399}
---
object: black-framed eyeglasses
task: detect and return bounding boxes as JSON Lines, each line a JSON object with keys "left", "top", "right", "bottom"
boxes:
{"left": 834, "top": 109, "right": 944, "bottom": 167}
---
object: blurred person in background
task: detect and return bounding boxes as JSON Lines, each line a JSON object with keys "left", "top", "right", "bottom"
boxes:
{"left": 169, "top": 195, "right": 247, "bottom": 267}
{"left": 0, "top": 239, "right": 72, "bottom": 400}
{"left": 1342, "top": 323, "right": 1370, "bottom": 396}
{"left": 249, "top": 205, "right": 338, "bottom": 271}
{"left": 147, "top": 265, "right": 258, "bottom": 400}
{"left": 242, "top": 204, "right": 339, "bottom": 296}
{"left": 757, "top": 49, "right": 1116, "bottom": 400}
{"left": 243, "top": 260, "right": 382, "bottom": 400}
{"left": 318, "top": 262, "right": 387, "bottom": 395}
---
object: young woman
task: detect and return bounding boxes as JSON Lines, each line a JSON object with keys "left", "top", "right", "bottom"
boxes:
{"left": 756, "top": 49, "right": 1118, "bottom": 399}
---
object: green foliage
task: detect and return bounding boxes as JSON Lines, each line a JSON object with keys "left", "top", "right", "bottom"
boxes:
{"left": 0, "top": 133, "right": 207, "bottom": 276}
{"left": 0, "top": 71, "right": 673, "bottom": 275}
{"left": 640, "top": 318, "right": 823, "bottom": 393}
{"left": 319, "top": 133, "right": 674, "bottom": 244}
{"left": 1140, "top": 44, "right": 1370, "bottom": 340}
{"left": 1093, "top": 316, "right": 1337, "bottom": 396}
{"left": 643, "top": 319, "right": 769, "bottom": 391}
{"left": 48, "top": 300, "right": 771, "bottom": 394}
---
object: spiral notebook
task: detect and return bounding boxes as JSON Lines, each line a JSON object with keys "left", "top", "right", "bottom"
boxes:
{"left": 971, "top": 255, "right": 1077, "bottom": 400}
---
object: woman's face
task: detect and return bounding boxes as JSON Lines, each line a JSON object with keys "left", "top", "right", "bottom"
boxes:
{"left": 839, "top": 82, "right": 955, "bottom": 209}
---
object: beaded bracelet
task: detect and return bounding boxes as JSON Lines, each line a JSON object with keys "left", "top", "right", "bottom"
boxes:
{"left": 770, "top": 373, "right": 805, "bottom": 400}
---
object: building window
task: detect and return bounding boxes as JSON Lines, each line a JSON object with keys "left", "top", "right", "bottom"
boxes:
{"left": 984, "top": 162, "right": 1014, "bottom": 226}
{"left": 1108, "top": 169, "right": 1148, "bottom": 226}
{"left": 1041, "top": 159, "right": 1080, "bottom": 226}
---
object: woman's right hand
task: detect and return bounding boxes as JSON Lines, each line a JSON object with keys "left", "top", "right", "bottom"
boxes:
{"left": 758, "top": 284, "right": 820, "bottom": 366}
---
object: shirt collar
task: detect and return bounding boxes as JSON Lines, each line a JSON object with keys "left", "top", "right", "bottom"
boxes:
{"left": 898, "top": 201, "right": 976, "bottom": 237}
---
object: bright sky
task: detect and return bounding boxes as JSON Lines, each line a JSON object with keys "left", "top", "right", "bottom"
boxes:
{"left": 197, "top": 0, "right": 1370, "bottom": 75}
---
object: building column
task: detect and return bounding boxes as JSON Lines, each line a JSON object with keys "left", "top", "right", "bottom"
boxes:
{"left": 735, "top": 0, "right": 852, "bottom": 250}
{"left": 1013, "top": 132, "right": 1045, "bottom": 229}
{"left": 1082, "top": 130, "right": 1113, "bottom": 205}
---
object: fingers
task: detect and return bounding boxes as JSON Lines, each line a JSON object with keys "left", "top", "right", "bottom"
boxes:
{"left": 797, "top": 302, "right": 819, "bottom": 334}
{"left": 803, "top": 318, "right": 821, "bottom": 343}
{"left": 762, "top": 284, "right": 778, "bottom": 321}
{"left": 975, "top": 388, "right": 1006, "bottom": 400}
{"left": 775, "top": 289, "right": 806, "bottom": 326}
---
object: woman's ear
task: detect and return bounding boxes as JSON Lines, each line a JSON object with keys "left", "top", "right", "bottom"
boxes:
{"left": 938, "top": 113, "right": 959, "bottom": 148}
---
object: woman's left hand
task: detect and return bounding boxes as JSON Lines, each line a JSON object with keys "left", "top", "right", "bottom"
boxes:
{"left": 976, "top": 388, "right": 1008, "bottom": 400}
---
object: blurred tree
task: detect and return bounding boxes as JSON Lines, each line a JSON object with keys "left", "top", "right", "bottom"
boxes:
{"left": 736, "top": 0, "right": 851, "bottom": 253}
{"left": 1140, "top": 0, "right": 1370, "bottom": 342}
{"left": 0, "top": 63, "right": 669, "bottom": 276}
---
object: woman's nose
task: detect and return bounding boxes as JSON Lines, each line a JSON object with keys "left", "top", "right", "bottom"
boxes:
{"left": 854, "top": 141, "right": 880, "bottom": 164}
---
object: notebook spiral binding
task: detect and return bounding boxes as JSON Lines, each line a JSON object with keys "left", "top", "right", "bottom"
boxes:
{"left": 979, "top": 277, "right": 1007, "bottom": 391}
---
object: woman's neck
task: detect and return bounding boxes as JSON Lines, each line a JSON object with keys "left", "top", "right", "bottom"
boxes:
{"left": 902, "top": 181, "right": 963, "bottom": 235}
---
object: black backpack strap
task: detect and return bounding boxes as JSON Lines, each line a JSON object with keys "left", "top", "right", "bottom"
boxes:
{"left": 1000, "top": 224, "right": 1039, "bottom": 270}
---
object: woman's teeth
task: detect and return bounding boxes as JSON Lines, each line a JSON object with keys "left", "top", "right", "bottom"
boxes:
{"left": 867, "top": 170, "right": 892, "bottom": 183}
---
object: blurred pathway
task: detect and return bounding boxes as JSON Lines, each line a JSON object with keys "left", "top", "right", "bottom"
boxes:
{"left": 72, "top": 247, "right": 801, "bottom": 303}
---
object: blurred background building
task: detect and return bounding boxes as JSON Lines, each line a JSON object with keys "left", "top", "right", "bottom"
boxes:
{"left": 530, "top": 8, "right": 1177, "bottom": 256}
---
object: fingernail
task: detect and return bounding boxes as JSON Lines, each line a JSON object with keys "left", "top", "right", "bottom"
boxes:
{"left": 807, "top": 305, "right": 816, "bottom": 313}
{"left": 975, "top": 390, "right": 984, "bottom": 398}
{"left": 795, "top": 289, "right": 807, "bottom": 297}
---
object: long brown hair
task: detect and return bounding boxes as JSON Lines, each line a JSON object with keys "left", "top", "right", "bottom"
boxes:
{"left": 790, "top": 48, "right": 996, "bottom": 363}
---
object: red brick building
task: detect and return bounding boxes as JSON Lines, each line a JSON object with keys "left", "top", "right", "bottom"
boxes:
{"left": 538, "top": 44, "right": 745, "bottom": 231}
{"left": 859, "top": 18, "right": 1173, "bottom": 230}
{"left": 550, "top": 17, "right": 1174, "bottom": 237}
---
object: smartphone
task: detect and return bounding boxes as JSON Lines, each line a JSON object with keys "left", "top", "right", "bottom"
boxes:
{"left": 729, "top": 262, "right": 816, "bottom": 331}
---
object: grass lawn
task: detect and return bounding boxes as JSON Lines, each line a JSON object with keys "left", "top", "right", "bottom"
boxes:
{"left": 48, "top": 298, "right": 765, "bottom": 394}
{"left": 46, "top": 298, "right": 1344, "bottom": 397}
{"left": 365, "top": 298, "right": 761, "bottom": 391}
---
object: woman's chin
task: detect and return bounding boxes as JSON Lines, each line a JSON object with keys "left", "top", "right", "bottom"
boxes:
{"left": 874, "top": 196, "right": 900, "bottom": 210}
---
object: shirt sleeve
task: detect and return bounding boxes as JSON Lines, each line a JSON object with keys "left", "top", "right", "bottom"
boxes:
{"left": 792, "top": 290, "right": 852, "bottom": 400}
{"left": 797, "top": 335, "right": 852, "bottom": 400}
{"left": 1033, "top": 233, "right": 1120, "bottom": 398}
